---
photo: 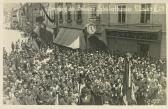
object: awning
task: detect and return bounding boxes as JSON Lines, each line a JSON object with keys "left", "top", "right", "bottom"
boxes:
{"left": 53, "top": 28, "right": 86, "bottom": 49}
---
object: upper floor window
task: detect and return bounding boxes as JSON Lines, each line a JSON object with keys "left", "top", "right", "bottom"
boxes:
{"left": 66, "top": 3, "right": 72, "bottom": 23}
{"left": 91, "top": 6, "right": 97, "bottom": 18}
{"left": 58, "top": 3, "right": 63, "bottom": 24}
{"left": 118, "top": 5, "right": 126, "bottom": 23}
{"left": 76, "top": 3, "right": 82, "bottom": 24}
{"left": 49, "top": 11, "right": 51, "bottom": 19}
{"left": 90, "top": 5, "right": 100, "bottom": 23}
{"left": 140, "top": 4, "right": 151, "bottom": 23}
{"left": 22, "top": 8, "right": 25, "bottom": 15}
{"left": 42, "top": 12, "right": 45, "bottom": 20}
{"left": 51, "top": 10, "right": 55, "bottom": 20}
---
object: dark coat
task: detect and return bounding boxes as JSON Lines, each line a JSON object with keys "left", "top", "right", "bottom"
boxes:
{"left": 25, "top": 94, "right": 37, "bottom": 105}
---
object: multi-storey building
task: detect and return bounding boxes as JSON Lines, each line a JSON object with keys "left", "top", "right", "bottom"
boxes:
{"left": 26, "top": 3, "right": 41, "bottom": 25}
{"left": 40, "top": 3, "right": 166, "bottom": 58}
{"left": 16, "top": 5, "right": 27, "bottom": 28}
{"left": 10, "top": 8, "right": 19, "bottom": 29}
{"left": 8, "top": 3, "right": 42, "bottom": 28}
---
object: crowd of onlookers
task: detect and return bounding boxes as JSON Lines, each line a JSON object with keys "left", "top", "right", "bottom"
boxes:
{"left": 3, "top": 37, "right": 167, "bottom": 105}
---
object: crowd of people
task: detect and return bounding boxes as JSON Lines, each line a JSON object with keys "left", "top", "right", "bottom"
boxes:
{"left": 3, "top": 37, "right": 167, "bottom": 105}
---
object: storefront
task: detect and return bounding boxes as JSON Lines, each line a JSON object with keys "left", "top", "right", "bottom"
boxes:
{"left": 106, "top": 26, "right": 162, "bottom": 57}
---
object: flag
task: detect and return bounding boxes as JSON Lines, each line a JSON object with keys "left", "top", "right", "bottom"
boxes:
{"left": 131, "top": 83, "right": 137, "bottom": 104}
{"left": 123, "top": 57, "right": 137, "bottom": 105}
{"left": 128, "top": 61, "right": 132, "bottom": 88}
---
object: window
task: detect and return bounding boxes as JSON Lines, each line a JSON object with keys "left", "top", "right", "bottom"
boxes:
{"left": 76, "top": 3, "right": 82, "bottom": 24}
{"left": 135, "top": 33, "right": 158, "bottom": 41}
{"left": 66, "top": 3, "right": 72, "bottom": 23}
{"left": 51, "top": 10, "right": 55, "bottom": 20}
{"left": 149, "top": 33, "right": 158, "bottom": 40}
{"left": 12, "top": 15, "right": 16, "bottom": 17}
{"left": 59, "top": 11, "right": 63, "bottom": 23}
{"left": 91, "top": 6, "right": 97, "bottom": 18}
{"left": 107, "top": 31, "right": 158, "bottom": 41}
{"left": 118, "top": 5, "right": 126, "bottom": 23}
{"left": 90, "top": 5, "right": 100, "bottom": 23}
{"left": 22, "top": 8, "right": 25, "bottom": 15}
{"left": 140, "top": 4, "right": 151, "bottom": 23}
{"left": 58, "top": 3, "right": 63, "bottom": 23}
{"left": 42, "top": 12, "right": 45, "bottom": 19}
{"left": 49, "top": 11, "right": 51, "bottom": 18}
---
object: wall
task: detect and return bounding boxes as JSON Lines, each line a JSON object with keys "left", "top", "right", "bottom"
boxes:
{"left": 107, "top": 37, "right": 161, "bottom": 57}
{"left": 160, "top": 32, "right": 166, "bottom": 58}
{"left": 107, "top": 37, "right": 137, "bottom": 54}
{"left": 39, "top": 3, "right": 166, "bottom": 58}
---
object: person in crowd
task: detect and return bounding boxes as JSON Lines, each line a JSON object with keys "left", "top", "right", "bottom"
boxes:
{"left": 25, "top": 89, "right": 37, "bottom": 105}
{"left": 11, "top": 42, "right": 15, "bottom": 52}
{"left": 10, "top": 91, "right": 21, "bottom": 105}
{"left": 3, "top": 37, "right": 167, "bottom": 105}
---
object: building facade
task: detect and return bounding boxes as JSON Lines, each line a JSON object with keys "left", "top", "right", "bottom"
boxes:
{"left": 40, "top": 3, "right": 166, "bottom": 58}
{"left": 10, "top": 8, "right": 20, "bottom": 29}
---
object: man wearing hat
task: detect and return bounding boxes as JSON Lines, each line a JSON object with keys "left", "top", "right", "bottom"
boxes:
{"left": 36, "top": 87, "right": 46, "bottom": 105}
{"left": 78, "top": 87, "right": 94, "bottom": 105}
{"left": 25, "top": 89, "right": 37, "bottom": 105}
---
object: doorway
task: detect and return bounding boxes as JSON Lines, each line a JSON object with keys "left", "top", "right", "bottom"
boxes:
{"left": 88, "top": 36, "right": 107, "bottom": 50}
{"left": 137, "top": 43, "right": 150, "bottom": 57}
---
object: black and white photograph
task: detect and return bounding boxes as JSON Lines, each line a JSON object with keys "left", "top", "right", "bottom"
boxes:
{"left": 2, "top": 1, "right": 167, "bottom": 105}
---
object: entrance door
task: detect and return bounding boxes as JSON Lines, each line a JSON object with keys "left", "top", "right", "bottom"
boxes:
{"left": 138, "top": 43, "right": 149, "bottom": 57}
{"left": 88, "top": 36, "right": 107, "bottom": 50}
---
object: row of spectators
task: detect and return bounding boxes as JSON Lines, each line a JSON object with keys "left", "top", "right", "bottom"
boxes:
{"left": 3, "top": 38, "right": 167, "bottom": 105}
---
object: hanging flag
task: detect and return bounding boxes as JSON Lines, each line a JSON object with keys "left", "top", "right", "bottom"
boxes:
{"left": 123, "top": 53, "right": 137, "bottom": 105}
{"left": 131, "top": 82, "right": 137, "bottom": 104}
{"left": 128, "top": 61, "right": 132, "bottom": 88}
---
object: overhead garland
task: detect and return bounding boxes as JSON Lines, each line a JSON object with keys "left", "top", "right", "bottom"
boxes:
{"left": 40, "top": 3, "right": 55, "bottom": 23}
